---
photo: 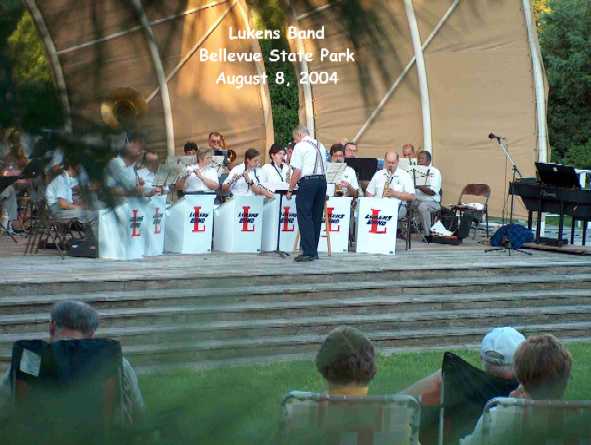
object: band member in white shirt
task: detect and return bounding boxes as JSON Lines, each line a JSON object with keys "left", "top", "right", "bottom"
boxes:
{"left": 402, "top": 143, "right": 416, "bottom": 159}
{"left": 344, "top": 141, "right": 358, "bottom": 159}
{"left": 366, "top": 151, "right": 415, "bottom": 219}
{"left": 411, "top": 150, "right": 442, "bottom": 237}
{"left": 105, "top": 132, "right": 145, "bottom": 197}
{"left": 222, "top": 148, "right": 274, "bottom": 198}
{"left": 136, "top": 150, "right": 166, "bottom": 196}
{"left": 184, "top": 149, "right": 219, "bottom": 193}
{"left": 261, "top": 144, "right": 291, "bottom": 186}
{"left": 287, "top": 125, "right": 328, "bottom": 262}
{"left": 330, "top": 144, "right": 359, "bottom": 197}
{"left": 46, "top": 159, "right": 96, "bottom": 223}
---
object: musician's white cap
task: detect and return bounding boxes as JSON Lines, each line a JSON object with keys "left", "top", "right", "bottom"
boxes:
{"left": 480, "top": 327, "right": 525, "bottom": 367}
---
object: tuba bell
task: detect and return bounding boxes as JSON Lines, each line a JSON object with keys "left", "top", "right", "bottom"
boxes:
{"left": 100, "top": 87, "right": 147, "bottom": 129}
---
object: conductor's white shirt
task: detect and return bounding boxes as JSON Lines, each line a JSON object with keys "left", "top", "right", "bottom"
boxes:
{"left": 366, "top": 168, "right": 415, "bottom": 198}
{"left": 223, "top": 164, "right": 264, "bottom": 196}
{"left": 290, "top": 136, "right": 328, "bottom": 177}
{"left": 184, "top": 166, "right": 219, "bottom": 193}
{"left": 261, "top": 163, "right": 291, "bottom": 184}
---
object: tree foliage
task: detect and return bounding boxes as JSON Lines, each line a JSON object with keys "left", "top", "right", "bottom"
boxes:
{"left": 540, "top": 0, "right": 591, "bottom": 166}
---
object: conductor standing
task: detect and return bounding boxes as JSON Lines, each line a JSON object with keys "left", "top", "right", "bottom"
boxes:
{"left": 286, "top": 125, "right": 328, "bottom": 262}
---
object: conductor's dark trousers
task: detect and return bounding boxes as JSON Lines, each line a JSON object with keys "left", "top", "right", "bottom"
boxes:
{"left": 296, "top": 175, "right": 327, "bottom": 257}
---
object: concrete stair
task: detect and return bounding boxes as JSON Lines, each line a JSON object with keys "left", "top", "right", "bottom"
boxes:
{"left": 1, "top": 263, "right": 591, "bottom": 373}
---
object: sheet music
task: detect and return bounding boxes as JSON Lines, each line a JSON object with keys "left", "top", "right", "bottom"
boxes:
{"left": 153, "top": 163, "right": 178, "bottom": 186}
{"left": 325, "top": 162, "right": 348, "bottom": 184}
{"left": 399, "top": 157, "right": 417, "bottom": 172}
{"left": 409, "top": 165, "right": 432, "bottom": 187}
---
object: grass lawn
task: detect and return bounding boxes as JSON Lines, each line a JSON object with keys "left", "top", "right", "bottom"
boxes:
{"left": 140, "top": 342, "right": 591, "bottom": 445}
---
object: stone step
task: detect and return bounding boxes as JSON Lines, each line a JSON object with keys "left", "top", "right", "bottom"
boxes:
{"left": 1, "top": 301, "right": 590, "bottom": 343}
{"left": 1, "top": 287, "right": 590, "bottom": 337}
{"left": 2, "top": 272, "right": 590, "bottom": 315}
{"left": 2, "top": 322, "right": 590, "bottom": 370}
{"left": 2, "top": 262, "right": 590, "bottom": 297}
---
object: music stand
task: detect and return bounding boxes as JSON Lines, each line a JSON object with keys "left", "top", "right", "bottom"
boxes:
{"left": 484, "top": 137, "right": 531, "bottom": 256}
{"left": 0, "top": 177, "right": 19, "bottom": 243}
{"left": 260, "top": 189, "right": 296, "bottom": 258}
{"left": 345, "top": 158, "right": 378, "bottom": 182}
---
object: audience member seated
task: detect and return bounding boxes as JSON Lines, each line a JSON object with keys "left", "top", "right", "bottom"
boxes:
{"left": 403, "top": 327, "right": 525, "bottom": 445}
{"left": 316, "top": 326, "right": 377, "bottom": 396}
{"left": 460, "top": 334, "right": 572, "bottom": 445}
{"left": 105, "top": 131, "right": 145, "bottom": 198}
{"left": 409, "top": 150, "right": 442, "bottom": 240}
{"left": 330, "top": 144, "right": 359, "bottom": 197}
{"left": 344, "top": 141, "right": 358, "bottom": 158}
{"left": 184, "top": 148, "right": 219, "bottom": 194}
{"left": 0, "top": 300, "right": 145, "bottom": 426}
{"left": 46, "top": 158, "right": 96, "bottom": 224}
{"left": 137, "top": 150, "right": 166, "bottom": 196}
{"left": 366, "top": 151, "right": 415, "bottom": 219}
{"left": 222, "top": 148, "right": 274, "bottom": 199}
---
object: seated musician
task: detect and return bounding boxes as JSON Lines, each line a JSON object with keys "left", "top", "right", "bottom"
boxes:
{"left": 410, "top": 150, "right": 442, "bottom": 238}
{"left": 261, "top": 144, "right": 291, "bottom": 186}
{"left": 184, "top": 141, "right": 198, "bottom": 156}
{"left": 401, "top": 143, "right": 416, "bottom": 159}
{"left": 46, "top": 158, "right": 96, "bottom": 223}
{"left": 366, "top": 151, "right": 415, "bottom": 219}
{"left": 136, "top": 150, "right": 166, "bottom": 196}
{"left": 105, "top": 131, "right": 145, "bottom": 197}
{"left": 184, "top": 148, "right": 219, "bottom": 194}
{"left": 344, "top": 141, "right": 358, "bottom": 159}
{"left": 330, "top": 144, "right": 359, "bottom": 197}
{"left": 222, "top": 148, "right": 274, "bottom": 199}
{"left": 0, "top": 300, "right": 145, "bottom": 425}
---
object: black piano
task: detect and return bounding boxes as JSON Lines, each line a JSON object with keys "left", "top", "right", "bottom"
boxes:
{"left": 510, "top": 163, "right": 591, "bottom": 246}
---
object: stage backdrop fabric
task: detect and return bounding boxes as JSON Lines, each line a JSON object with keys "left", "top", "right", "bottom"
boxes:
{"left": 288, "top": 0, "right": 549, "bottom": 217}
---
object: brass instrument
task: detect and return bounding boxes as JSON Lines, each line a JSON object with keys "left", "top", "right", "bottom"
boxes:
{"left": 382, "top": 171, "right": 393, "bottom": 198}
{"left": 335, "top": 183, "right": 344, "bottom": 197}
{"left": 100, "top": 87, "right": 147, "bottom": 129}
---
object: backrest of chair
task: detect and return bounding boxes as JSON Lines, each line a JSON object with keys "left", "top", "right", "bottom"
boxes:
{"left": 481, "top": 397, "right": 591, "bottom": 445}
{"left": 280, "top": 391, "right": 421, "bottom": 445}
{"left": 459, "top": 184, "right": 491, "bottom": 204}
{"left": 9, "top": 339, "right": 123, "bottom": 439}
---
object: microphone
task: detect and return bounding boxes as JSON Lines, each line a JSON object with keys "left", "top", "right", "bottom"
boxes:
{"left": 488, "top": 132, "right": 503, "bottom": 142}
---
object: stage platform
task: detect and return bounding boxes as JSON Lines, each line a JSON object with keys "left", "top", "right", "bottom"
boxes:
{"left": 1, "top": 234, "right": 591, "bottom": 373}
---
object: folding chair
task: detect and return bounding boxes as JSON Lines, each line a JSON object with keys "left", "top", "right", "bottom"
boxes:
{"left": 480, "top": 397, "right": 591, "bottom": 445}
{"left": 280, "top": 391, "right": 421, "bottom": 445}
{"left": 5, "top": 339, "right": 124, "bottom": 444}
{"left": 428, "top": 353, "right": 518, "bottom": 445}
{"left": 25, "top": 201, "right": 83, "bottom": 258}
{"left": 450, "top": 184, "right": 491, "bottom": 239}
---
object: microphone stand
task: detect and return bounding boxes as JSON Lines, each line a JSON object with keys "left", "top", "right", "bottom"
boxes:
{"left": 485, "top": 137, "right": 532, "bottom": 256}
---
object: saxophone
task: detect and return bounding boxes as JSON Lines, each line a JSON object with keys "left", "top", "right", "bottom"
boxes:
{"left": 382, "top": 171, "right": 393, "bottom": 198}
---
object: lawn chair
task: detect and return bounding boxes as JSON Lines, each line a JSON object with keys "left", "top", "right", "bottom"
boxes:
{"left": 280, "top": 391, "right": 421, "bottom": 445}
{"left": 480, "top": 397, "right": 591, "bottom": 445}
{"left": 4, "top": 339, "right": 124, "bottom": 444}
{"left": 419, "top": 352, "right": 518, "bottom": 445}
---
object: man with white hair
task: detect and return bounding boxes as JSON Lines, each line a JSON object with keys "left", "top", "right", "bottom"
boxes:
{"left": 287, "top": 125, "right": 328, "bottom": 262}
{"left": 402, "top": 327, "right": 526, "bottom": 401}
{"left": 0, "top": 300, "right": 144, "bottom": 425}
